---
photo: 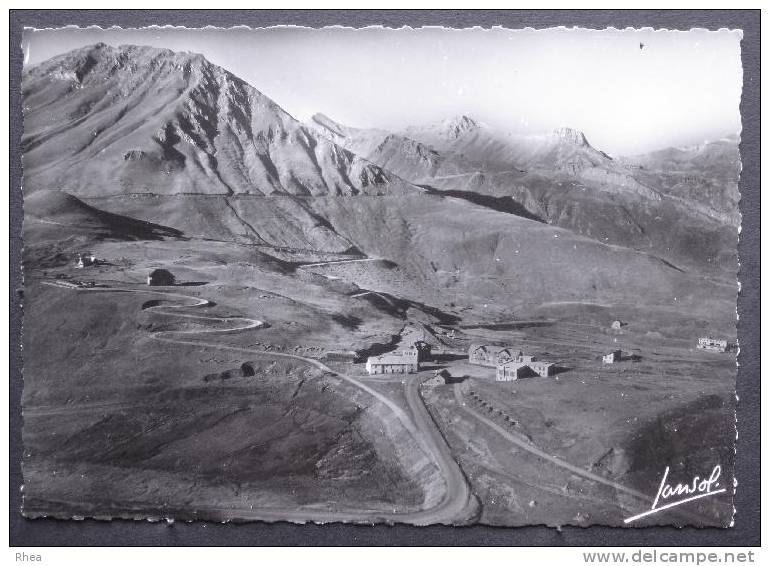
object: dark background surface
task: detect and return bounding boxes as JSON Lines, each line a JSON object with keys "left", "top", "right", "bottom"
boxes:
{"left": 9, "top": 9, "right": 761, "bottom": 547}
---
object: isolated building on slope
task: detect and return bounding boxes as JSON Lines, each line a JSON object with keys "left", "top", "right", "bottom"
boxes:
{"left": 74, "top": 252, "right": 96, "bottom": 269}
{"left": 366, "top": 350, "right": 418, "bottom": 375}
{"left": 697, "top": 337, "right": 728, "bottom": 352}
{"left": 147, "top": 268, "right": 175, "bottom": 286}
{"left": 602, "top": 349, "right": 622, "bottom": 364}
{"left": 496, "top": 362, "right": 537, "bottom": 381}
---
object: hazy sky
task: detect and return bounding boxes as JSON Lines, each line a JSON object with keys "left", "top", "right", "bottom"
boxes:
{"left": 23, "top": 26, "right": 743, "bottom": 155}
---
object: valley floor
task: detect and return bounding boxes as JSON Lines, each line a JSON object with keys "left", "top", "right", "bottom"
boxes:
{"left": 21, "top": 234, "right": 737, "bottom": 526}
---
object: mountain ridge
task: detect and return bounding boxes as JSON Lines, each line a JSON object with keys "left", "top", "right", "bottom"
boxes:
{"left": 22, "top": 44, "right": 739, "bottom": 275}
{"left": 22, "top": 43, "right": 417, "bottom": 198}
{"left": 310, "top": 111, "right": 739, "bottom": 272}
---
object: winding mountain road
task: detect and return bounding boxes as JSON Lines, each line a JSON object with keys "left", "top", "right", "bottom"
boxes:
{"left": 36, "top": 281, "right": 474, "bottom": 525}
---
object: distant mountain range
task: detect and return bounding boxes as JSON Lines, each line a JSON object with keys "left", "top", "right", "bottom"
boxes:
{"left": 308, "top": 111, "right": 740, "bottom": 223}
{"left": 308, "top": 111, "right": 740, "bottom": 272}
{"left": 22, "top": 44, "right": 740, "bottom": 279}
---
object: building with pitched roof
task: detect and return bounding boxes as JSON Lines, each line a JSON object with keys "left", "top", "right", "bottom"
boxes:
{"left": 468, "top": 344, "right": 523, "bottom": 367}
{"left": 365, "top": 350, "right": 418, "bottom": 375}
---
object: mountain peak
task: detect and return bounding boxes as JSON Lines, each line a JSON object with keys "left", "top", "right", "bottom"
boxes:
{"left": 26, "top": 43, "right": 210, "bottom": 86}
{"left": 22, "top": 44, "right": 407, "bottom": 197}
{"left": 552, "top": 127, "right": 590, "bottom": 147}
{"left": 442, "top": 115, "right": 479, "bottom": 139}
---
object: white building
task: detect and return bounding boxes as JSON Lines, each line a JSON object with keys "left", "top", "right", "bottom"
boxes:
{"left": 602, "top": 350, "right": 622, "bottom": 364}
{"left": 469, "top": 344, "right": 533, "bottom": 367}
{"left": 366, "top": 350, "right": 418, "bottom": 375}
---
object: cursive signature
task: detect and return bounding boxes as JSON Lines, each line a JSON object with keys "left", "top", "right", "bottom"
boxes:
{"left": 624, "top": 465, "right": 726, "bottom": 523}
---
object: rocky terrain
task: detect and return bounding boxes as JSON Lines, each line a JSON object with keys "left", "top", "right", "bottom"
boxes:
{"left": 310, "top": 113, "right": 740, "bottom": 273}
{"left": 22, "top": 43, "right": 414, "bottom": 197}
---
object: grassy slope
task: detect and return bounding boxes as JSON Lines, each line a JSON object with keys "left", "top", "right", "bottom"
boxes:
{"left": 21, "top": 235, "right": 439, "bottom": 518}
{"left": 311, "top": 194, "right": 735, "bottom": 318}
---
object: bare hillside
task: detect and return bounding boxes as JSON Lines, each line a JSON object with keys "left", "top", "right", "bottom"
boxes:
{"left": 22, "top": 44, "right": 415, "bottom": 197}
{"left": 310, "top": 113, "right": 739, "bottom": 273}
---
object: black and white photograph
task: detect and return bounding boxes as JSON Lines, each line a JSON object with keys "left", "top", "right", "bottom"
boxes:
{"left": 18, "top": 23, "right": 744, "bottom": 529}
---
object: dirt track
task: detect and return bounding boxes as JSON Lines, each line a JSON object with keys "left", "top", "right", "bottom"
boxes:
{"left": 36, "top": 282, "right": 475, "bottom": 525}
{"left": 452, "top": 384, "right": 649, "bottom": 501}
{"left": 451, "top": 384, "right": 713, "bottom": 524}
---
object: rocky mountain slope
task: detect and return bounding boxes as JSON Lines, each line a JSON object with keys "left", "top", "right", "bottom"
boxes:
{"left": 310, "top": 113, "right": 740, "bottom": 273}
{"left": 22, "top": 44, "right": 739, "bottom": 307}
{"left": 22, "top": 44, "right": 414, "bottom": 197}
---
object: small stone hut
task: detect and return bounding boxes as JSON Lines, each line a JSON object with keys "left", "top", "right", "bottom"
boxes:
{"left": 147, "top": 268, "right": 175, "bottom": 286}
{"left": 602, "top": 349, "right": 622, "bottom": 364}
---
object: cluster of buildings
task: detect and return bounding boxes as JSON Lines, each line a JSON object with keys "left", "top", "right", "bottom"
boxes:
{"left": 360, "top": 328, "right": 731, "bottom": 383}
{"left": 468, "top": 344, "right": 556, "bottom": 381}
{"left": 364, "top": 340, "right": 561, "bottom": 381}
